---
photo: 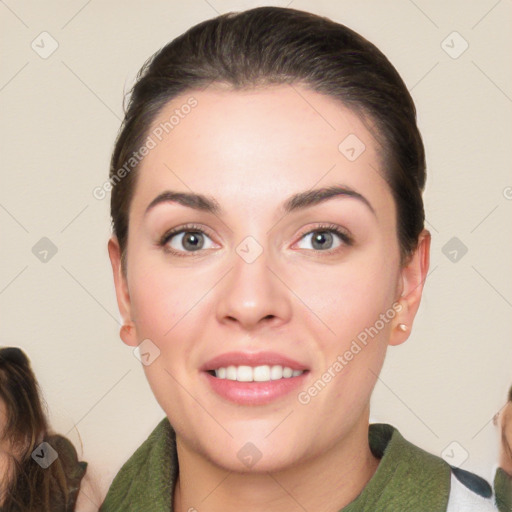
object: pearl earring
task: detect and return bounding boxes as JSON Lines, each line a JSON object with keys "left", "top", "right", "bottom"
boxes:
{"left": 398, "top": 323, "right": 408, "bottom": 332}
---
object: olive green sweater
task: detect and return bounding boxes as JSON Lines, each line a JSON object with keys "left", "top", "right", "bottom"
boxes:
{"left": 101, "top": 418, "right": 509, "bottom": 511}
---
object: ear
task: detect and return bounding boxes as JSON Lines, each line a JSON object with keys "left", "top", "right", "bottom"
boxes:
{"left": 108, "top": 235, "right": 138, "bottom": 347}
{"left": 389, "top": 229, "right": 431, "bottom": 347}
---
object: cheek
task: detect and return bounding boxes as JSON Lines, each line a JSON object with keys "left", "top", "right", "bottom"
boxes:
{"left": 127, "top": 258, "right": 207, "bottom": 380}
{"left": 128, "top": 255, "right": 195, "bottom": 338}
{"left": 128, "top": 264, "right": 198, "bottom": 413}
{"left": 294, "top": 250, "right": 399, "bottom": 411}
{"left": 297, "top": 252, "right": 399, "bottom": 345}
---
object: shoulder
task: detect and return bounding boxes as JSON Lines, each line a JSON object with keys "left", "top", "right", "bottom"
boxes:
{"left": 100, "top": 418, "right": 176, "bottom": 512}
{"left": 368, "top": 423, "right": 498, "bottom": 511}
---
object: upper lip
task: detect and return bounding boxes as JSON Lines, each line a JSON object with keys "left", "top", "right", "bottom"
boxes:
{"left": 200, "top": 351, "right": 309, "bottom": 371}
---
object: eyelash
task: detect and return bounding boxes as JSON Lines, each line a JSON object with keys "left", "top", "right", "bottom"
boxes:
{"left": 158, "top": 222, "right": 353, "bottom": 258}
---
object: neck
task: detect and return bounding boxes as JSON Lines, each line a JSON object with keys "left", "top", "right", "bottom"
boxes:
{"left": 173, "top": 415, "right": 380, "bottom": 512}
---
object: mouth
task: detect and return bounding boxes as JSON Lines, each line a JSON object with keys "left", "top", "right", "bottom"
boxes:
{"left": 200, "top": 351, "right": 310, "bottom": 405}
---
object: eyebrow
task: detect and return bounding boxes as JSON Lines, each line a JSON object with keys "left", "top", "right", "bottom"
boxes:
{"left": 144, "top": 184, "right": 376, "bottom": 218}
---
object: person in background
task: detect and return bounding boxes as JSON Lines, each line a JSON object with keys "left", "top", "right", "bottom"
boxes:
{"left": 494, "top": 385, "right": 512, "bottom": 511}
{"left": 0, "top": 346, "right": 96, "bottom": 511}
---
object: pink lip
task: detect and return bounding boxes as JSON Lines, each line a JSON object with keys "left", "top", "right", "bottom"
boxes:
{"left": 200, "top": 351, "right": 310, "bottom": 406}
{"left": 202, "top": 372, "right": 308, "bottom": 405}
{"left": 200, "top": 351, "right": 309, "bottom": 371}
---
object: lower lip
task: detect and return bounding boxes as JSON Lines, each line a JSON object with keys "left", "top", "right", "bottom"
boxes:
{"left": 203, "top": 371, "right": 308, "bottom": 405}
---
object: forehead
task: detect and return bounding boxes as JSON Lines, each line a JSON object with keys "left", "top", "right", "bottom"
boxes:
{"left": 130, "top": 84, "right": 392, "bottom": 221}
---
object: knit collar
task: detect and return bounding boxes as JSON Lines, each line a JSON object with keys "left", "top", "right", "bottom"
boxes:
{"left": 101, "top": 419, "right": 452, "bottom": 511}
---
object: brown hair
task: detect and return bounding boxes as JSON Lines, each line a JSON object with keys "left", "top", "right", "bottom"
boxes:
{"left": 0, "top": 347, "right": 86, "bottom": 511}
{"left": 109, "top": 6, "right": 425, "bottom": 271}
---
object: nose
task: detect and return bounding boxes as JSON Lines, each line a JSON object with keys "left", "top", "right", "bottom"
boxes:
{"left": 215, "top": 245, "right": 293, "bottom": 332}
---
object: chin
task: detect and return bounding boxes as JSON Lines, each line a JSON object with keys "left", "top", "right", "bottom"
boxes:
{"left": 205, "top": 443, "right": 304, "bottom": 475}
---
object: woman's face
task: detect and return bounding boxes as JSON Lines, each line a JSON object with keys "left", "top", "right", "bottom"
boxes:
{"left": 109, "top": 84, "right": 427, "bottom": 472}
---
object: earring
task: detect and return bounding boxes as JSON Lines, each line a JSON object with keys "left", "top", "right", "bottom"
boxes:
{"left": 398, "top": 323, "right": 408, "bottom": 332}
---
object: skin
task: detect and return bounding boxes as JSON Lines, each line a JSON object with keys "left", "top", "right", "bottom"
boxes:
{"left": 108, "top": 84, "right": 430, "bottom": 512}
{"left": 75, "top": 471, "right": 103, "bottom": 512}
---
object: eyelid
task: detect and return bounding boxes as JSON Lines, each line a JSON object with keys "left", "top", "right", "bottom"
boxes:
{"left": 294, "top": 222, "right": 353, "bottom": 246}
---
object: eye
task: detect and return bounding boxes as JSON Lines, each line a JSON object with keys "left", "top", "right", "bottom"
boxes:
{"left": 158, "top": 222, "right": 353, "bottom": 257}
{"left": 295, "top": 223, "right": 353, "bottom": 253}
{"left": 159, "top": 223, "right": 216, "bottom": 256}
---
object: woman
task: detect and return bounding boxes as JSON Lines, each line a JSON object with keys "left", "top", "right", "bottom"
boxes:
{"left": 102, "top": 7, "right": 507, "bottom": 511}
{"left": 494, "top": 386, "right": 512, "bottom": 511}
{"left": 0, "top": 347, "right": 89, "bottom": 511}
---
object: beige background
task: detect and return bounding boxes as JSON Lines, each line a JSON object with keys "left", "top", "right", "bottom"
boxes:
{"left": 1, "top": 0, "right": 511, "bottom": 504}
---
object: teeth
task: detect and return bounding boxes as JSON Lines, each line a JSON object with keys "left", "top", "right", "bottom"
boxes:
{"left": 270, "top": 365, "right": 283, "bottom": 380}
{"left": 283, "top": 367, "right": 293, "bottom": 378}
{"left": 213, "top": 365, "right": 304, "bottom": 382}
{"left": 253, "top": 365, "right": 270, "bottom": 381}
{"left": 237, "top": 365, "right": 253, "bottom": 382}
{"left": 226, "top": 366, "right": 237, "bottom": 380}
